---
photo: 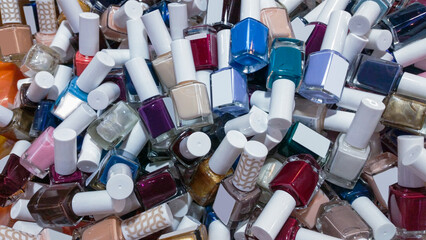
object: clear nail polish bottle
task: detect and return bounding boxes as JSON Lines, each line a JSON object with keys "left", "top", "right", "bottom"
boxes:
{"left": 0, "top": 105, "right": 33, "bottom": 141}
{"left": 20, "top": 44, "right": 61, "bottom": 78}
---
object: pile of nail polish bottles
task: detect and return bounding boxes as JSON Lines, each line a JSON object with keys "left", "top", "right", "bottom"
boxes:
{"left": 0, "top": 0, "right": 425, "bottom": 239}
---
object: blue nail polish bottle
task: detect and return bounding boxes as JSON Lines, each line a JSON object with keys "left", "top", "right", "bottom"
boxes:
{"left": 30, "top": 100, "right": 58, "bottom": 138}
{"left": 229, "top": 0, "right": 269, "bottom": 74}
{"left": 330, "top": 180, "right": 374, "bottom": 204}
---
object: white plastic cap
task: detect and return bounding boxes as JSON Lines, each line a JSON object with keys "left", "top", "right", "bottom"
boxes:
{"left": 50, "top": 20, "right": 73, "bottom": 59}
{"left": 38, "top": 228, "right": 72, "bottom": 240}
{"left": 47, "top": 65, "right": 73, "bottom": 101}
{"left": 316, "top": 0, "right": 350, "bottom": 25}
{"left": 167, "top": 193, "right": 192, "bottom": 218}
{"left": 10, "top": 199, "right": 35, "bottom": 222}
{"left": 56, "top": 0, "right": 83, "bottom": 33}
{"left": 240, "top": 0, "right": 260, "bottom": 21}
{"left": 250, "top": 90, "right": 271, "bottom": 113}
{"left": 232, "top": 141, "right": 268, "bottom": 192}
{"left": 397, "top": 135, "right": 425, "bottom": 188}
{"left": 169, "top": 3, "right": 188, "bottom": 40}
{"left": 209, "top": 130, "right": 247, "bottom": 175}
{"left": 342, "top": 33, "right": 368, "bottom": 63}
{"left": 10, "top": 141, "right": 31, "bottom": 157}
{"left": 278, "top": 0, "right": 303, "bottom": 13}
{"left": 53, "top": 128, "right": 77, "bottom": 176}
{"left": 79, "top": 13, "right": 99, "bottom": 57}
{"left": 260, "top": 0, "right": 277, "bottom": 9}
{"left": 77, "top": 133, "right": 102, "bottom": 173}
{"left": 106, "top": 163, "right": 134, "bottom": 200}
{"left": 171, "top": 39, "right": 197, "bottom": 84}
{"left": 142, "top": 10, "right": 172, "bottom": 56}
{"left": 251, "top": 190, "right": 297, "bottom": 240}
{"left": 176, "top": 215, "right": 200, "bottom": 230}
{"left": 396, "top": 73, "right": 426, "bottom": 101}
{"left": 296, "top": 228, "right": 343, "bottom": 240}
{"left": 320, "top": 10, "right": 351, "bottom": 53}
{"left": 365, "top": 29, "right": 393, "bottom": 51}
{"left": 102, "top": 49, "right": 132, "bottom": 67}
{"left": 345, "top": 98, "right": 385, "bottom": 149}
{"left": 125, "top": 57, "right": 159, "bottom": 101}
{"left": 0, "top": 105, "right": 14, "bottom": 128}
{"left": 224, "top": 108, "right": 268, "bottom": 137}
{"left": 337, "top": 87, "right": 385, "bottom": 111}
{"left": 208, "top": 220, "right": 231, "bottom": 240}
{"left": 179, "top": 132, "right": 211, "bottom": 159}
{"left": 323, "top": 109, "right": 355, "bottom": 133}
{"left": 349, "top": 1, "right": 381, "bottom": 36}
{"left": 12, "top": 221, "right": 43, "bottom": 235}
{"left": 269, "top": 79, "right": 295, "bottom": 130}
{"left": 234, "top": 223, "right": 247, "bottom": 240}
{"left": 127, "top": 18, "right": 150, "bottom": 60}
{"left": 76, "top": 52, "right": 115, "bottom": 93}
{"left": 55, "top": 103, "right": 97, "bottom": 135}
{"left": 196, "top": 70, "right": 212, "bottom": 101}
{"left": 26, "top": 71, "right": 54, "bottom": 103}
{"left": 393, "top": 38, "right": 426, "bottom": 67}
{"left": 113, "top": 0, "right": 143, "bottom": 29}
{"left": 402, "top": 145, "right": 426, "bottom": 182}
{"left": 72, "top": 190, "right": 126, "bottom": 216}
{"left": 119, "top": 121, "right": 148, "bottom": 156}
{"left": 183, "top": 0, "right": 207, "bottom": 17}
{"left": 217, "top": 29, "right": 231, "bottom": 69}
{"left": 88, "top": 82, "right": 121, "bottom": 110}
{"left": 351, "top": 196, "right": 396, "bottom": 240}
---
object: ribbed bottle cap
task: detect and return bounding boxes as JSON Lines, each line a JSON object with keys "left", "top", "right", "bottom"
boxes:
{"left": 36, "top": 0, "right": 57, "bottom": 34}
{"left": 348, "top": 1, "right": 381, "bottom": 36}
{"left": 142, "top": 10, "right": 172, "bottom": 56}
{"left": 171, "top": 39, "right": 197, "bottom": 84}
{"left": 127, "top": 18, "right": 150, "bottom": 60}
{"left": 76, "top": 51, "right": 115, "bottom": 93}
{"left": 0, "top": 0, "right": 22, "bottom": 24}
{"left": 79, "top": 13, "right": 99, "bottom": 57}
{"left": 113, "top": 0, "right": 143, "bottom": 29}
{"left": 240, "top": 0, "right": 260, "bottom": 21}
{"left": 56, "top": 0, "right": 83, "bottom": 33}
{"left": 125, "top": 57, "right": 159, "bottom": 101}
{"left": 53, "top": 128, "right": 77, "bottom": 176}
{"left": 397, "top": 135, "right": 425, "bottom": 188}
{"left": 169, "top": 3, "right": 188, "bottom": 40}
{"left": 87, "top": 82, "right": 121, "bottom": 110}
{"left": 26, "top": 71, "right": 55, "bottom": 103}
{"left": 320, "top": 10, "right": 351, "bottom": 53}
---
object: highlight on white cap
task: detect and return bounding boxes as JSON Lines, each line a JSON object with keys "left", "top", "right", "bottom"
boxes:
{"left": 169, "top": 3, "right": 189, "bottom": 40}
{"left": 125, "top": 57, "right": 159, "bottom": 101}
{"left": 26, "top": 71, "right": 55, "bottom": 103}
{"left": 240, "top": 0, "right": 260, "bottom": 21}
{"left": 323, "top": 109, "right": 355, "bottom": 133}
{"left": 316, "top": 0, "right": 350, "bottom": 25}
{"left": 268, "top": 79, "right": 295, "bottom": 130}
{"left": 76, "top": 51, "right": 115, "bottom": 93}
{"left": 142, "top": 10, "right": 172, "bottom": 56}
{"left": 180, "top": 131, "right": 211, "bottom": 159}
{"left": 53, "top": 128, "right": 77, "bottom": 175}
{"left": 10, "top": 199, "right": 35, "bottom": 222}
{"left": 234, "top": 223, "right": 247, "bottom": 240}
{"left": 208, "top": 220, "right": 231, "bottom": 240}
{"left": 0, "top": 105, "right": 14, "bottom": 128}
{"left": 276, "top": 0, "right": 302, "bottom": 12}
{"left": 55, "top": 103, "right": 97, "bottom": 135}
{"left": 10, "top": 141, "right": 31, "bottom": 157}
{"left": 113, "top": 0, "right": 143, "bottom": 29}
{"left": 365, "top": 29, "right": 393, "bottom": 51}
{"left": 79, "top": 13, "right": 99, "bottom": 57}
{"left": 47, "top": 65, "right": 73, "bottom": 100}
{"left": 320, "top": 10, "right": 351, "bottom": 53}
{"left": 296, "top": 228, "right": 343, "bottom": 240}
{"left": 127, "top": 18, "right": 150, "bottom": 60}
{"left": 118, "top": 121, "right": 148, "bottom": 157}
{"left": 12, "top": 221, "right": 43, "bottom": 236}
{"left": 106, "top": 163, "right": 134, "bottom": 200}
{"left": 217, "top": 29, "right": 231, "bottom": 69}
{"left": 56, "top": 0, "right": 83, "bottom": 33}
{"left": 348, "top": 1, "right": 380, "bottom": 36}
{"left": 88, "top": 82, "right": 121, "bottom": 110}
{"left": 396, "top": 73, "right": 426, "bottom": 101}
{"left": 250, "top": 90, "right": 271, "bottom": 113}
{"left": 176, "top": 215, "right": 200, "bottom": 230}
{"left": 77, "top": 133, "right": 102, "bottom": 173}
{"left": 224, "top": 107, "right": 268, "bottom": 137}
{"left": 397, "top": 135, "right": 425, "bottom": 188}
{"left": 167, "top": 193, "right": 192, "bottom": 218}
{"left": 71, "top": 190, "right": 126, "bottom": 216}
{"left": 50, "top": 20, "right": 73, "bottom": 59}
{"left": 102, "top": 49, "right": 131, "bottom": 68}
{"left": 342, "top": 33, "right": 368, "bottom": 63}
{"left": 402, "top": 145, "right": 426, "bottom": 182}
{"left": 337, "top": 87, "right": 385, "bottom": 112}
{"left": 393, "top": 38, "right": 426, "bottom": 67}
{"left": 171, "top": 39, "right": 197, "bottom": 84}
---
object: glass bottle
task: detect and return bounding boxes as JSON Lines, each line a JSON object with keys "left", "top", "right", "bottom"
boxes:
{"left": 169, "top": 39, "right": 213, "bottom": 130}
{"left": 20, "top": 44, "right": 61, "bottom": 78}
{"left": 49, "top": 164, "right": 85, "bottom": 186}
{"left": 0, "top": 61, "right": 25, "bottom": 108}
{"left": 143, "top": 0, "right": 170, "bottom": 27}
{"left": 0, "top": 225, "right": 36, "bottom": 239}
{"left": 14, "top": 71, "right": 55, "bottom": 111}
{"left": 324, "top": 98, "right": 385, "bottom": 189}
{"left": 0, "top": 135, "right": 14, "bottom": 160}
{"left": 275, "top": 217, "right": 343, "bottom": 240}
{"left": 212, "top": 141, "right": 267, "bottom": 229}
{"left": 205, "top": 0, "right": 241, "bottom": 29}
{"left": 0, "top": 105, "right": 33, "bottom": 141}
{"left": 0, "top": 0, "right": 33, "bottom": 64}
{"left": 291, "top": 189, "right": 330, "bottom": 229}
{"left": 29, "top": 100, "right": 58, "bottom": 138}
{"left": 89, "top": 0, "right": 127, "bottom": 14}
{"left": 74, "top": 13, "right": 100, "bottom": 76}
{"left": 260, "top": 0, "right": 294, "bottom": 43}
{"left": 188, "top": 130, "right": 246, "bottom": 206}
{"left": 266, "top": 38, "right": 304, "bottom": 90}
{"left": 184, "top": 25, "right": 218, "bottom": 71}
{"left": 298, "top": 10, "right": 350, "bottom": 104}
{"left": 100, "top": 0, "right": 143, "bottom": 41}
{"left": 34, "top": 0, "right": 58, "bottom": 46}
{"left": 158, "top": 224, "right": 208, "bottom": 240}
{"left": 229, "top": 0, "right": 269, "bottom": 74}
{"left": 350, "top": 0, "right": 393, "bottom": 26}
{"left": 256, "top": 157, "right": 283, "bottom": 205}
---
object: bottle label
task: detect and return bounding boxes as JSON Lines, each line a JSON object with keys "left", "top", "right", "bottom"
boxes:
{"left": 293, "top": 124, "right": 330, "bottom": 158}
{"left": 212, "top": 184, "right": 236, "bottom": 225}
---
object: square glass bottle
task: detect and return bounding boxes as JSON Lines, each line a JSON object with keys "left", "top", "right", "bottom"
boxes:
{"left": 20, "top": 44, "right": 60, "bottom": 78}
{"left": 260, "top": 0, "right": 294, "bottom": 43}
{"left": 184, "top": 25, "right": 218, "bottom": 71}
{"left": 205, "top": 0, "right": 241, "bottom": 29}
{"left": 0, "top": 105, "right": 33, "bottom": 141}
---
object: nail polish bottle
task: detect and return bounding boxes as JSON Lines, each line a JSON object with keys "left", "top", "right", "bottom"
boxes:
{"left": 29, "top": 100, "right": 58, "bottom": 138}
{"left": 142, "top": 10, "right": 177, "bottom": 89}
{"left": 28, "top": 183, "right": 126, "bottom": 227}
{"left": 388, "top": 135, "right": 426, "bottom": 238}
{"left": 290, "top": 1, "right": 326, "bottom": 43}
{"left": 304, "top": 0, "right": 349, "bottom": 56}
{"left": 291, "top": 189, "right": 330, "bottom": 229}
{"left": 90, "top": 0, "right": 127, "bottom": 14}
{"left": 184, "top": 25, "right": 218, "bottom": 71}
{"left": 0, "top": 105, "right": 33, "bottom": 141}
{"left": 188, "top": 130, "right": 247, "bottom": 206}
{"left": 0, "top": 0, "right": 33, "bottom": 64}
{"left": 260, "top": 0, "right": 294, "bottom": 43}
{"left": 14, "top": 71, "right": 55, "bottom": 111}
{"left": 169, "top": 39, "right": 213, "bottom": 129}
{"left": 0, "top": 141, "right": 31, "bottom": 207}
{"left": 72, "top": 204, "right": 173, "bottom": 240}
{"left": 74, "top": 13, "right": 99, "bottom": 76}
{"left": 169, "top": 129, "right": 211, "bottom": 168}
{"left": 210, "top": 29, "right": 249, "bottom": 117}
{"left": 298, "top": 10, "right": 351, "bottom": 104}
{"left": 229, "top": 0, "right": 269, "bottom": 74}
{"left": 49, "top": 164, "right": 85, "bottom": 185}
{"left": 125, "top": 57, "right": 176, "bottom": 146}
{"left": 205, "top": 0, "right": 241, "bottom": 29}
{"left": 158, "top": 219, "right": 208, "bottom": 240}
{"left": 324, "top": 98, "right": 385, "bottom": 189}
{"left": 0, "top": 136, "right": 14, "bottom": 161}
{"left": 100, "top": 0, "right": 143, "bottom": 41}
{"left": 251, "top": 154, "right": 324, "bottom": 240}
{"left": 277, "top": 122, "right": 332, "bottom": 167}
{"left": 0, "top": 61, "right": 26, "bottom": 108}
{"left": 361, "top": 152, "right": 398, "bottom": 213}
{"left": 20, "top": 43, "right": 61, "bottom": 78}
{"left": 331, "top": 181, "right": 397, "bottom": 240}
{"left": 379, "top": 2, "right": 426, "bottom": 50}
{"left": 381, "top": 93, "right": 426, "bottom": 136}
{"left": 34, "top": 0, "right": 58, "bottom": 46}
{"left": 87, "top": 101, "right": 140, "bottom": 150}
{"left": 266, "top": 38, "right": 304, "bottom": 90}
{"left": 256, "top": 157, "right": 283, "bottom": 205}
{"left": 275, "top": 217, "right": 342, "bottom": 240}
{"left": 52, "top": 51, "right": 115, "bottom": 120}
{"left": 143, "top": 0, "right": 170, "bottom": 27}
{"left": 213, "top": 141, "right": 268, "bottom": 229}
{"left": 350, "top": 0, "right": 391, "bottom": 28}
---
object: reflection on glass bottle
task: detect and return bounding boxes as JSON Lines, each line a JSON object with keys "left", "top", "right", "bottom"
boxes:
{"left": 184, "top": 25, "right": 218, "bottom": 71}
{"left": 0, "top": 105, "right": 33, "bottom": 141}
{"left": 205, "top": 0, "right": 241, "bottom": 29}
{"left": 20, "top": 44, "right": 61, "bottom": 78}
{"left": 260, "top": 0, "right": 294, "bottom": 43}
